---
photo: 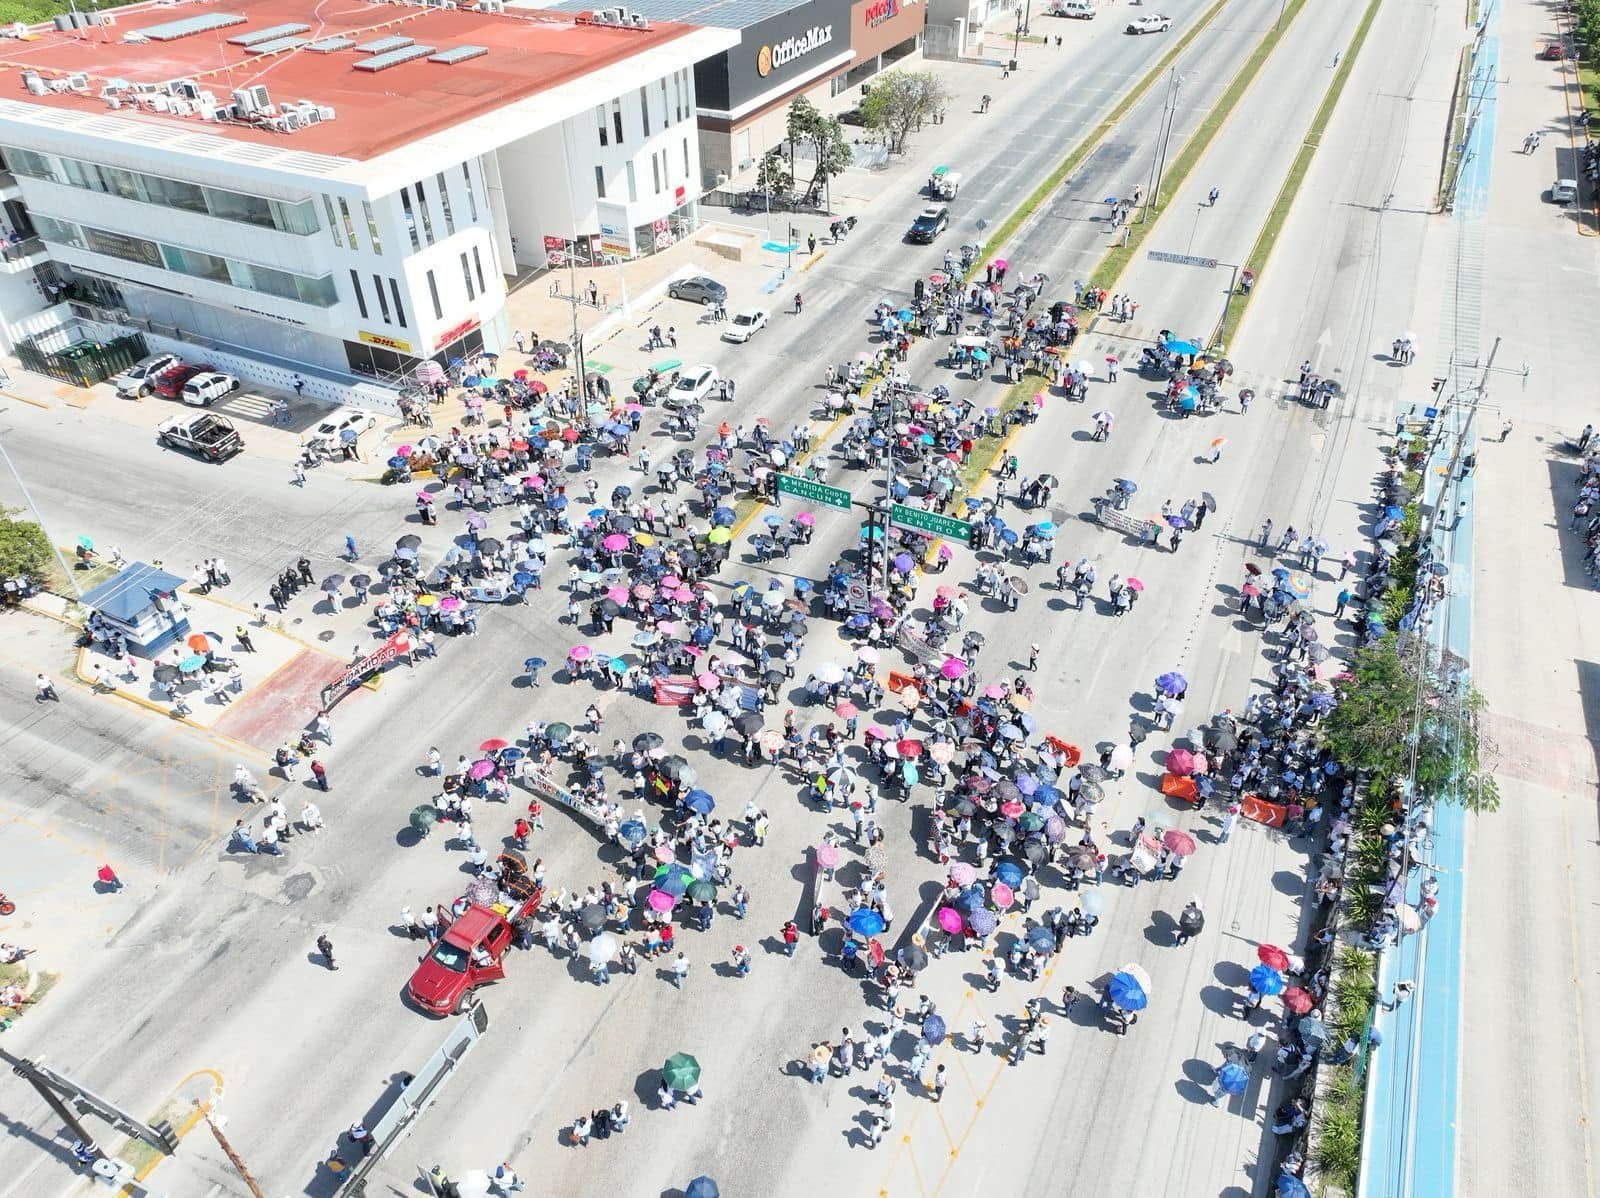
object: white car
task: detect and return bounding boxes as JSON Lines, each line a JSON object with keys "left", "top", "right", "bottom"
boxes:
{"left": 179, "top": 371, "right": 241, "bottom": 407}
{"left": 303, "top": 406, "right": 380, "bottom": 449}
{"left": 667, "top": 364, "right": 720, "bottom": 407}
{"left": 722, "top": 310, "right": 769, "bottom": 343}
{"left": 115, "top": 353, "right": 181, "bottom": 398}
{"left": 1125, "top": 14, "right": 1171, "bottom": 32}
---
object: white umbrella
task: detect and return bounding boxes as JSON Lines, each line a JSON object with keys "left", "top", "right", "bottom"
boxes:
{"left": 587, "top": 933, "right": 619, "bottom": 963}
{"left": 1110, "top": 744, "right": 1135, "bottom": 771}
{"left": 701, "top": 710, "right": 728, "bottom": 734}
{"left": 813, "top": 662, "right": 847, "bottom": 685}
{"left": 856, "top": 646, "right": 880, "bottom": 664}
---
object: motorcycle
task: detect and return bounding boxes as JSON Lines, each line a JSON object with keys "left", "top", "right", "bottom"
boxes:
{"left": 0, "top": 893, "right": 14, "bottom": 917}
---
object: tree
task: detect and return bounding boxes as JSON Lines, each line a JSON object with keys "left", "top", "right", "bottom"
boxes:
{"left": 859, "top": 69, "right": 950, "bottom": 156}
{"left": 755, "top": 148, "right": 793, "bottom": 196}
{"left": 0, "top": 507, "right": 52, "bottom": 585}
{"left": 1319, "top": 635, "right": 1500, "bottom": 814}
{"left": 786, "top": 96, "right": 853, "bottom": 211}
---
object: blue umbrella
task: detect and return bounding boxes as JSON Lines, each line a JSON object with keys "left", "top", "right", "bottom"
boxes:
{"left": 995, "top": 860, "right": 1024, "bottom": 888}
{"left": 1275, "top": 1176, "right": 1311, "bottom": 1198}
{"left": 387, "top": 455, "right": 408, "bottom": 469}
{"left": 712, "top": 507, "right": 737, "bottom": 525}
{"left": 1217, "top": 1061, "right": 1250, "bottom": 1094}
{"left": 897, "top": 308, "right": 914, "bottom": 322}
{"left": 588, "top": 506, "right": 609, "bottom": 520}
{"left": 684, "top": 788, "right": 715, "bottom": 814}
{"left": 512, "top": 571, "right": 534, "bottom": 586}
{"left": 1155, "top": 671, "right": 1186, "bottom": 694}
{"left": 968, "top": 908, "right": 998, "bottom": 935}
{"left": 1026, "top": 924, "right": 1055, "bottom": 952}
{"left": 1107, "top": 971, "right": 1148, "bottom": 1010}
{"left": 956, "top": 885, "right": 986, "bottom": 912}
{"left": 523, "top": 657, "right": 547, "bottom": 671}
{"left": 617, "top": 818, "right": 648, "bottom": 847}
{"left": 1114, "top": 478, "right": 1138, "bottom": 494}
{"left": 1001, "top": 528, "right": 1019, "bottom": 545}
{"left": 178, "top": 654, "right": 206, "bottom": 672}
{"left": 847, "top": 908, "right": 886, "bottom": 937}
{"left": 1015, "top": 774, "right": 1038, "bottom": 796}
{"left": 685, "top": 1178, "right": 720, "bottom": 1198}
{"left": 1249, "top": 964, "right": 1286, "bottom": 996}
{"left": 1034, "top": 523, "right": 1056, "bottom": 538}
{"left": 1165, "top": 338, "right": 1201, "bottom": 356}
{"left": 922, "top": 1014, "right": 947, "bottom": 1044}
{"left": 499, "top": 746, "right": 525, "bottom": 763}
{"left": 656, "top": 870, "right": 690, "bottom": 897}
{"left": 548, "top": 494, "right": 568, "bottom": 510}
{"left": 964, "top": 497, "right": 984, "bottom": 510}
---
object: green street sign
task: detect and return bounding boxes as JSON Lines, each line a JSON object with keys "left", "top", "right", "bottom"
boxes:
{"left": 775, "top": 473, "right": 851, "bottom": 511}
{"left": 888, "top": 503, "right": 971, "bottom": 540}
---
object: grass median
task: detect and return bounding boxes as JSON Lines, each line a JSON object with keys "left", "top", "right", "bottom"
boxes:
{"left": 1215, "top": 0, "right": 1383, "bottom": 348}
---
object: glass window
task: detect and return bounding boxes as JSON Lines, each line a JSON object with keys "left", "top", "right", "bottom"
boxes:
{"left": 435, "top": 173, "right": 455, "bottom": 236}
{"left": 363, "top": 200, "right": 383, "bottom": 253}
{"left": 335, "top": 198, "right": 359, "bottom": 249}
{"left": 661, "top": 78, "right": 670, "bottom": 126}
{"left": 625, "top": 161, "right": 636, "bottom": 203}
{"left": 144, "top": 175, "right": 207, "bottom": 214}
{"left": 414, "top": 180, "right": 435, "bottom": 245}
{"left": 270, "top": 197, "right": 320, "bottom": 235}
{"left": 594, "top": 164, "right": 606, "bottom": 200}
{"left": 296, "top": 274, "right": 338, "bottom": 306}
{"left": 33, "top": 214, "right": 83, "bottom": 248}
{"left": 205, "top": 188, "right": 272, "bottom": 228}
{"left": 683, "top": 137, "right": 690, "bottom": 178}
{"left": 651, "top": 153, "right": 660, "bottom": 195}
{"left": 5, "top": 148, "right": 56, "bottom": 180}
{"left": 640, "top": 86, "right": 650, "bottom": 136}
{"left": 426, "top": 269, "right": 442, "bottom": 320}
{"left": 160, "top": 243, "right": 229, "bottom": 281}
{"left": 461, "top": 163, "right": 478, "bottom": 222}
{"left": 323, "top": 196, "right": 343, "bottom": 247}
{"left": 373, "top": 272, "right": 392, "bottom": 323}
{"left": 471, "top": 246, "right": 486, "bottom": 294}
{"left": 596, "top": 104, "right": 609, "bottom": 147}
{"left": 389, "top": 277, "right": 407, "bottom": 327}
{"left": 611, "top": 99, "right": 623, "bottom": 145}
{"left": 400, "top": 188, "right": 420, "bottom": 252}
{"left": 461, "top": 251, "right": 474, "bottom": 301}
{"left": 350, "top": 269, "right": 368, "bottom": 319}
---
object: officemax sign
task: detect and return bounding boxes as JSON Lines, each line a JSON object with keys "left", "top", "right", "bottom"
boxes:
{"left": 756, "top": 25, "right": 834, "bottom": 76}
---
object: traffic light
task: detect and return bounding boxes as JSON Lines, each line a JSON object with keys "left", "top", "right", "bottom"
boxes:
{"left": 966, "top": 522, "right": 983, "bottom": 551}
{"left": 152, "top": 1118, "right": 180, "bottom": 1155}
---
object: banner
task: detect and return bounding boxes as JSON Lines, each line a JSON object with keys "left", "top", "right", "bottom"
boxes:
{"left": 321, "top": 630, "right": 410, "bottom": 707}
{"left": 1239, "top": 794, "right": 1287, "bottom": 828}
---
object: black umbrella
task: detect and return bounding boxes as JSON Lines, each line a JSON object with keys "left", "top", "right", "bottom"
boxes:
{"left": 396, "top": 534, "right": 422, "bottom": 550}
{"left": 634, "top": 732, "right": 665, "bottom": 753}
{"left": 600, "top": 599, "right": 622, "bottom": 617}
{"left": 659, "top": 756, "right": 694, "bottom": 782}
{"left": 762, "top": 668, "right": 786, "bottom": 687}
{"left": 1201, "top": 491, "right": 1217, "bottom": 512}
{"left": 579, "top": 904, "right": 607, "bottom": 931}
{"left": 153, "top": 663, "right": 179, "bottom": 684}
{"left": 1037, "top": 473, "right": 1059, "bottom": 487}
{"left": 733, "top": 712, "right": 764, "bottom": 738}
{"left": 899, "top": 944, "right": 930, "bottom": 971}
{"left": 953, "top": 798, "right": 976, "bottom": 816}
{"left": 349, "top": 573, "right": 372, "bottom": 589}
{"left": 612, "top": 514, "right": 635, "bottom": 531}
{"left": 1021, "top": 840, "right": 1047, "bottom": 865}
{"left": 321, "top": 574, "right": 346, "bottom": 592}
{"left": 1077, "top": 763, "right": 1108, "bottom": 783}
{"left": 1065, "top": 845, "right": 1098, "bottom": 870}
{"left": 477, "top": 537, "right": 502, "bottom": 556}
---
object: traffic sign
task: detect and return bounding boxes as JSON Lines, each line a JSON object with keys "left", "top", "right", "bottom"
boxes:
{"left": 1148, "top": 250, "right": 1219, "bottom": 269}
{"left": 775, "top": 473, "right": 851, "bottom": 511}
{"left": 888, "top": 503, "right": 971, "bottom": 540}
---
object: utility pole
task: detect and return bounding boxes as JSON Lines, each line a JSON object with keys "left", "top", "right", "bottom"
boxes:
{"left": 0, "top": 1046, "right": 182, "bottom": 1166}
{"left": 197, "top": 1102, "right": 265, "bottom": 1198}
{"left": 1141, "top": 71, "right": 1182, "bottom": 223}
{"left": 0, "top": 430, "right": 82, "bottom": 599}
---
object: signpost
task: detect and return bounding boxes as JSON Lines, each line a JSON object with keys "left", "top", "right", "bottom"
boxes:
{"left": 1148, "top": 250, "right": 1239, "bottom": 350}
{"left": 888, "top": 503, "right": 971, "bottom": 540}
{"left": 775, "top": 473, "right": 852, "bottom": 511}
{"left": 1147, "top": 250, "right": 1219, "bottom": 269}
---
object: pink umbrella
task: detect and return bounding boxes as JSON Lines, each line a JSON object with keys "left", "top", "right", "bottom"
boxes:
{"left": 468, "top": 759, "right": 496, "bottom": 780}
{"left": 948, "top": 861, "right": 977, "bottom": 886}
{"left": 523, "top": 475, "right": 545, "bottom": 488}
{"left": 606, "top": 586, "right": 630, "bottom": 603}
{"left": 569, "top": 645, "right": 593, "bottom": 661}
{"left": 815, "top": 843, "right": 839, "bottom": 868}
{"left": 603, "top": 533, "right": 630, "bottom": 552}
{"left": 660, "top": 575, "right": 683, "bottom": 589}
{"left": 896, "top": 739, "right": 923, "bottom": 758}
{"left": 937, "top": 906, "right": 964, "bottom": 933}
{"left": 647, "top": 889, "right": 676, "bottom": 912}
{"left": 835, "top": 701, "right": 859, "bottom": 718}
{"left": 632, "top": 584, "right": 655, "bottom": 599}
{"left": 991, "top": 882, "right": 1014, "bottom": 908}
{"left": 396, "top": 444, "right": 414, "bottom": 456}
{"left": 438, "top": 596, "right": 463, "bottom": 612}
{"left": 1000, "top": 799, "right": 1024, "bottom": 819}
{"left": 672, "top": 587, "right": 694, "bottom": 602}
{"left": 983, "top": 683, "right": 1007, "bottom": 699}
{"left": 935, "top": 585, "right": 956, "bottom": 599}
{"left": 657, "top": 621, "right": 679, "bottom": 636}
{"left": 1125, "top": 577, "right": 1146, "bottom": 592}
{"left": 653, "top": 843, "right": 675, "bottom": 862}
{"left": 697, "top": 672, "right": 720, "bottom": 690}
{"left": 940, "top": 657, "right": 968, "bottom": 680}
{"left": 1165, "top": 747, "right": 1197, "bottom": 776}
{"left": 796, "top": 511, "right": 816, "bottom": 526}
{"left": 864, "top": 725, "right": 889, "bottom": 739}
{"left": 928, "top": 741, "right": 955, "bottom": 765}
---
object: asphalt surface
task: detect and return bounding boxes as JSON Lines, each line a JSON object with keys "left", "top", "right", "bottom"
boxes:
{"left": 0, "top": 0, "right": 1501, "bottom": 1194}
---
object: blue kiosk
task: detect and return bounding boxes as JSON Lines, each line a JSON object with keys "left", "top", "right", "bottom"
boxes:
{"left": 80, "top": 562, "right": 190, "bottom": 657}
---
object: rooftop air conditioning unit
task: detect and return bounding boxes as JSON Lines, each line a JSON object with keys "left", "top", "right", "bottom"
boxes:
{"left": 67, "top": 72, "right": 90, "bottom": 92}
{"left": 629, "top": 13, "right": 649, "bottom": 27}
{"left": 6, "top": 21, "right": 28, "bottom": 37}
{"left": 317, "top": 105, "right": 336, "bottom": 120}
{"left": 131, "top": 81, "right": 158, "bottom": 93}
{"left": 169, "top": 98, "right": 192, "bottom": 115}
{"left": 232, "top": 84, "right": 270, "bottom": 114}
{"left": 197, "top": 103, "right": 221, "bottom": 120}
{"left": 104, "top": 95, "right": 122, "bottom": 109}
{"left": 21, "top": 71, "right": 45, "bottom": 94}
{"left": 168, "top": 78, "right": 201, "bottom": 99}
{"left": 295, "top": 102, "right": 321, "bottom": 124}
{"left": 279, "top": 110, "right": 301, "bottom": 131}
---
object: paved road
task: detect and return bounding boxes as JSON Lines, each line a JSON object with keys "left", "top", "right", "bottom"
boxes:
{"left": 0, "top": 1, "right": 1485, "bottom": 1195}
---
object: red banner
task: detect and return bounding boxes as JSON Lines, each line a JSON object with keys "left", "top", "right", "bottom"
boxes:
{"left": 322, "top": 631, "right": 410, "bottom": 707}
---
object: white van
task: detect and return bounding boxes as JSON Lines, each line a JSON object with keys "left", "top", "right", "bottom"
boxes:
{"left": 179, "top": 371, "right": 240, "bottom": 407}
{"left": 1055, "top": 0, "right": 1096, "bottom": 16}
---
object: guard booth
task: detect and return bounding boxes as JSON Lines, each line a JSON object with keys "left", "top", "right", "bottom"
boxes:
{"left": 79, "top": 562, "right": 190, "bottom": 657}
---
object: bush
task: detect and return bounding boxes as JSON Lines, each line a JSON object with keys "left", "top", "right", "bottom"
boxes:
{"left": 1315, "top": 1066, "right": 1363, "bottom": 1192}
{"left": 0, "top": 508, "right": 52, "bottom": 584}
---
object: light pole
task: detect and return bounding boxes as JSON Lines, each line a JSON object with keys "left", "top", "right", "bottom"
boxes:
{"left": 1140, "top": 70, "right": 1182, "bottom": 223}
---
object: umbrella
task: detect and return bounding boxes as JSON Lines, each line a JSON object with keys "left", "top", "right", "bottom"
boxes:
{"left": 684, "top": 789, "right": 715, "bottom": 815}
{"left": 936, "top": 906, "right": 964, "bottom": 933}
{"left": 1178, "top": 905, "right": 1205, "bottom": 936}
{"left": 815, "top": 843, "right": 839, "bottom": 869}
{"left": 1249, "top": 964, "right": 1286, "bottom": 996}
{"left": 968, "top": 908, "right": 998, "bottom": 935}
{"left": 479, "top": 738, "right": 509, "bottom": 752}
{"left": 662, "top": 1053, "right": 701, "bottom": 1090}
{"left": 1026, "top": 925, "right": 1056, "bottom": 953}
{"left": 1257, "top": 943, "right": 1291, "bottom": 972}
{"left": 686, "top": 1179, "right": 720, "bottom": 1198}
{"left": 1079, "top": 888, "right": 1108, "bottom": 916}
{"left": 178, "top": 654, "right": 206, "bottom": 673}
{"left": 468, "top": 759, "right": 496, "bottom": 780}
{"left": 587, "top": 933, "right": 619, "bottom": 963}
{"left": 1107, "top": 971, "right": 1148, "bottom": 1011}
{"left": 1201, "top": 491, "right": 1217, "bottom": 511}
{"left": 321, "top": 574, "right": 346, "bottom": 593}
{"left": 1155, "top": 671, "right": 1186, "bottom": 695}
{"left": 991, "top": 882, "right": 1014, "bottom": 908}
{"left": 1165, "top": 338, "right": 1200, "bottom": 356}
{"left": 396, "top": 534, "right": 422, "bottom": 550}
{"left": 579, "top": 903, "right": 608, "bottom": 931}
{"left": 922, "top": 1014, "right": 948, "bottom": 1044}
{"left": 1297, "top": 1015, "right": 1330, "bottom": 1049}
{"left": 1217, "top": 1061, "right": 1250, "bottom": 1095}
{"left": 617, "top": 818, "right": 647, "bottom": 847}
{"left": 995, "top": 860, "right": 1024, "bottom": 888}
{"left": 848, "top": 908, "right": 886, "bottom": 937}
{"left": 1165, "top": 748, "right": 1198, "bottom": 776}
{"left": 1125, "top": 577, "right": 1145, "bottom": 592}
{"left": 660, "top": 757, "right": 696, "bottom": 783}
{"left": 545, "top": 721, "right": 573, "bottom": 742}
{"left": 634, "top": 731, "right": 665, "bottom": 753}
{"left": 1065, "top": 845, "right": 1098, "bottom": 871}
{"left": 647, "top": 889, "right": 676, "bottom": 912}
{"left": 734, "top": 712, "right": 764, "bottom": 738}
{"left": 948, "top": 861, "right": 977, "bottom": 886}
{"left": 686, "top": 879, "right": 718, "bottom": 902}
{"left": 409, "top": 805, "right": 438, "bottom": 831}
{"left": 1162, "top": 829, "right": 1196, "bottom": 856}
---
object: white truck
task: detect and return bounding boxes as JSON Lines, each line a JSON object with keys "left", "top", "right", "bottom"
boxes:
{"left": 157, "top": 412, "right": 244, "bottom": 462}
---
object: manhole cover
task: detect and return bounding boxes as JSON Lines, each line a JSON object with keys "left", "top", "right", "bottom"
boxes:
{"left": 318, "top": 630, "right": 337, "bottom": 642}
{"left": 283, "top": 872, "right": 316, "bottom": 902}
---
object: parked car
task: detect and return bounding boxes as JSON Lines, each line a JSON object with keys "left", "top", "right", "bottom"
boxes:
{"left": 722, "top": 309, "right": 769, "bottom": 343}
{"left": 152, "top": 363, "right": 209, "bottom": 400}
{"left": 1125, "top": 14, "right": 1172, "bottom": 32}
{"left": 907, "top": 206, "right": 950, "bottom": 244}
{"left": 157, "top": 412, "right": 244, "bottom": 461}
{"left": 1539, "top": 42, "right": 1565, "bottom": 60}
{"left": 1053, "top": 0, "right": 1096, "bottom": 17}
{"left": 179, "top": 371, "right": 240, "bottom": 407}
{"left": 114, "top": 353, "right": 181, "bottom": 398}
{"left": 406, "top": 905, "right": 514, "bottom": 1015}
{"left": 668, "top": 276, "right": 727, "bottom": 306}
{"left": 1550, "top": 178, "right": 1579, "bottom": 204}
{"left": 303, "top": 407, "right": 380, "bottom": 454}
{"left": 667, "top": 364, "right": 720, "bottom": 407}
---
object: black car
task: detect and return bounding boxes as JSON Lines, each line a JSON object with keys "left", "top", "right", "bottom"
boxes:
{"left": 668, "top": 276, "right": 727, "bottom": 306}
{"left": 907, "top": 206, "right": 950, "bottom": 244}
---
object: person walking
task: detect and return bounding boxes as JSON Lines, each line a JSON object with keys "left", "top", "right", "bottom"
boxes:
{"left": 490, "top": 1162, "right": 525, "bottom": 1195}
{"left": 316, "top": 934, "right": 337, "bottom": 970}
{"left": 671, "top": 950, "right": 690, "bottom": 988}
{"left": 310, "top": 759, "right": 329, "bottom": 791}
{"left": 930, "top": 1063, "right": 948, "bottom": 1102}
{"left": 35, "top": 673, "right": 58, "bottom": 702}
{"left": 235, "top": 626, "right": 256, "bottom": 653}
